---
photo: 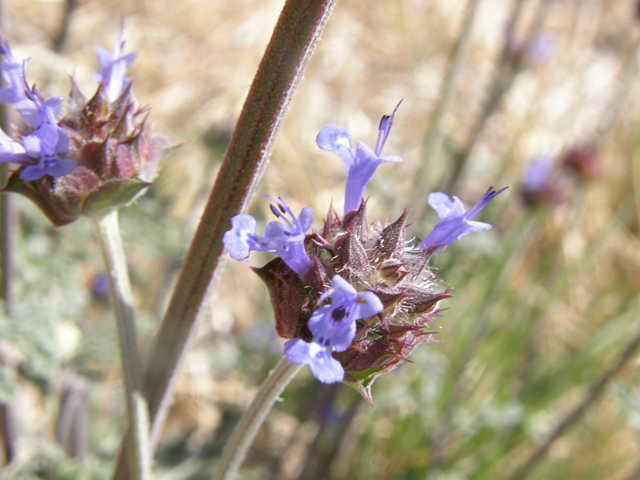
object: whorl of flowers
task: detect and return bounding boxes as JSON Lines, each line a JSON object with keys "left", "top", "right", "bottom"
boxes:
{"left": 0, "top": 25, "right": 170, "bottom": 226}
{"left": 224, "top": 102, "right": 508, "bottom": 404}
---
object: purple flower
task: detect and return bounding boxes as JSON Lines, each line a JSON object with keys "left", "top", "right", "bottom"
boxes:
{"left": 419, "top": 186, "right": 509, "bottom": 251}
{"left": 317, "top": 101, "right": 403, "bottom": 214}
{"left": 14, "top": 86, "right": 75, "bottom": 181}
{"left": 18, "top": 153, "right": 76, "bottom": 182}
{"left": 17, "top": 94, "right": 67, "bottom": 155}
{"left": 223, "top": 195, "right": 314, "bottom": 277}
{"left": 284, "top": 275, "right": 383, "bottom": 384}
{"left": 309, "top": 275, "right": 383, "bottom": 351}
{"left": 0, "top": 74, "right": 75, "bottom": 181}
{"left": 526, "top": 30, "right": 555, "bottom": 66}
{"left": 521, "top": 156, "right": 568, "bottom": 206}
{"left": 0, "top": 36, "right": 28, "bottom": 104}
{"left": 285, "top": 339, "right": 344, "bottom": 384}
{"left": 94, "top": 24, "right": 137, "bottom": 102}
{"left": 522, "top": 156, "right": 555, "bottom": 193}
{"left": 0, "top": 128, "right": 29, "bottom": 164}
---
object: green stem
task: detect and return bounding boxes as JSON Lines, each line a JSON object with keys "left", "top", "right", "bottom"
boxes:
{"left": 93, "top": 210, "right": 151, "bottom": 480}
{"left": 212, "top": 356, "right": 302, "bottom": 480}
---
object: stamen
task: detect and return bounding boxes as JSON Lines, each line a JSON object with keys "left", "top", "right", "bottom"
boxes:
{"left": 277, "top": 196, "right": 287, "bottom": 214}
{"left": 374, "top": 99, "right": 403, "bottom": 156}
{"left": 270, "top": 204, "right": 281, "bottom": 218}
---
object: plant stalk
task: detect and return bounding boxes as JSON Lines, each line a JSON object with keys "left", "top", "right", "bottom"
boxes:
{"left": 212, "top": 356, "right": 302, "bottom": 480}
{"left": 111, "top": 1, "right": 336, "bottom": 477}
{"left": 94, "top": 210, "right": 151, "bottom": 480}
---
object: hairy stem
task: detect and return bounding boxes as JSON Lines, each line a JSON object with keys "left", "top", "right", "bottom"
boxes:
{"left": 111, "top": 1, "right": 336, "bottom": 478}
{"left": 212, "top": 356, "right": 302, "bottom": 480}
{"left": 94, "top": 210, "right": 151, "bottom": 480}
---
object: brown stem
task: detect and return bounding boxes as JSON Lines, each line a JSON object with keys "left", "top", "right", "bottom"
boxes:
{"left": 111, "top": 1, "right": 337, "bottom": 477}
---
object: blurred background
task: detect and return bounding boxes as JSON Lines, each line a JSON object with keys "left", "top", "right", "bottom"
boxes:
{"left": 1, "top": 0, "right": 640, "bottom": 478}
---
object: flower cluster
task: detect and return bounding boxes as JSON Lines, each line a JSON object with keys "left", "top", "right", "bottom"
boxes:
{"left": 223, "top": 103, "right": 508, "bottom": 403}
{"left": 0, "top": 26, "right": 169, "bottom": 225}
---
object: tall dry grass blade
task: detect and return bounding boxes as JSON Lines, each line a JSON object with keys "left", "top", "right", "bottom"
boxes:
{"left": 509, "top": 319, "right": 640, "bottom": 480}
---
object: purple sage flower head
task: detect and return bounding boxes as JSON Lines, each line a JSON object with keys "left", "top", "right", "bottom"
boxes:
{"left": 0, "top": 31, "right": 170, "bottom": 226}
{"left": 94, "top": 22, "right": 138, "bottom": 102}
{"left": 316, "top": 101, "right": 403, "bottom": 214}
{"left": 223, "top": 195, "right": 314, "bottom": 277}
{"left": 224, "top": 104, "right": 507, "bottom": 402}
{"left": 250, "top": 200, "right": 451, "bottom": 403}
{"left": 521, "top": 156, "right": 568, "bottom": 206}
{"left": 284, "top": 275, "right": 383, "bottom": 384}
{"left": 419, "top": 186, "right": 509, "bottom": 251}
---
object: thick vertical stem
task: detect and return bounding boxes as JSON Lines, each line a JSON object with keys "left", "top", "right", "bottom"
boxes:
{"left": 212, "top": 356, "right": 302, "bottom": 480}
{"left": 94, "top": 210, "right": 151, "bottom": 480}
{"left": 111, "top": 2, "right": 336, "bottom": 477}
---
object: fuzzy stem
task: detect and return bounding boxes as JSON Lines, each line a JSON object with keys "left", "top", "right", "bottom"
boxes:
{"left": 110, "top": 2, "right": 336, "bottom": 477}
{"left": 93, "top": 210, "right": 151, "bottom": 480}
{"left": 212, "top": 356, "right": 302, "bottom": 480}
{"left": 509, "top": 319, "right": 640, "bottom": 480}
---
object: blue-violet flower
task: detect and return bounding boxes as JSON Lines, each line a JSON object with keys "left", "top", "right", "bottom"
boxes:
{"left": 94, "top": 25, "right": 137, "bottom": 102}
{"left": 16, "top": 85, "right": 75, "bottom": 181}
{"left": 0, "top": 37, "right": 28, "bottom": 104}
{"left": 285, "top": 275, "right": 383, "bottom": 383}
{"left": 223, "top": 195, "right": 314, "bottom": 277}
{"left": 317, "top": 101, "right": 403, "bottom": 214}
{"left": 520, "top": 156, "right": 567, "bottom": 206}
{"left": 419, "top": 186, "right": 509, "bottom": 251}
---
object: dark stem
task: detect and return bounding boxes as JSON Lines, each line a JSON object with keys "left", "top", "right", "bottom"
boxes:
{"left": 52, "top": 0, "right": 78, "bottom": 53}
{"left": 111, "top": 1, "right": 337, "bottom": 477}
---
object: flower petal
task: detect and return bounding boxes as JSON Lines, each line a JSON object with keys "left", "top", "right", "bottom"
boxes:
{"left": 354, "top": 291, "right": 384, "bottom": 319}
{"left": 222, "top": 213, "right": 257, "bottom": 260}
{"left": 427, "top": 192, "right": 453, "bottom": 219}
